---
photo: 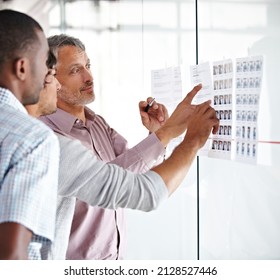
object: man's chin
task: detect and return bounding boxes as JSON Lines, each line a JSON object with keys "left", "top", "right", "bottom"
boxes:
{"left": 82, "top": 95, "right": 95, "bottom": 105}
{"left": 41, "top": 107, "right": 57, "bottom": 116}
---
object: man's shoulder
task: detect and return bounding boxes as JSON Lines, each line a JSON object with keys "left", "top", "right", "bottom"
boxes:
{"left": 0, "top": 107, "right": 57, "bottom": 151}
{"left": 0, "top": 109, "right": 59, "bottom": 177}
{"left": 56, "top": 133, "right": 85, "bottom": 152}
{"left": 56, "top": 133, "right": 73, "bottom": 146}
{"left": 2, "top": 106, "right": 54, "bottom": 136}
{"left": 55, "top": 134, "right": 100, "bottom": 172}
{"left": 39, "top": 109, "right": 76, "bottom": 134}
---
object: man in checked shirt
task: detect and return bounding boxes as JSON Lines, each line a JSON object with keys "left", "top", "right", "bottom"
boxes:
{"left": 0, "top": 10, "right": 59, "bottom": 259}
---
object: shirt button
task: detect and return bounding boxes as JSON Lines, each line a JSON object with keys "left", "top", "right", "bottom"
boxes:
{"left": 75, "top": 119, "right": 83, "bottom": 126}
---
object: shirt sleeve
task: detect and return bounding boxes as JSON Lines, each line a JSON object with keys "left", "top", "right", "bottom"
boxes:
{"left": 0, "top": 130, "right": 59, "bottom": 244}
{"left": 57, "top": 135, "right": 168, "bottom": 212}
{"left": 100, "top": 115, "right": 166, "bottom": 173}
{"left": 110, "top": 130, "right": 166, "bottom": 173}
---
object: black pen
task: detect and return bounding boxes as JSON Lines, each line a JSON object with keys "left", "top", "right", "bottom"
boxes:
{"left": 144, "top": 98, "right": 155, "bottom": 112}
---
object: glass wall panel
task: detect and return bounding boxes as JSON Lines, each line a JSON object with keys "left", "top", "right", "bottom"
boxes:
{"left": 198, "top": 0, "right": 280, "bottom": 259}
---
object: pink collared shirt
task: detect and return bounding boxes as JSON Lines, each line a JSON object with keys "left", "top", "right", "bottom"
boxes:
{"left": 40, "top": 107, "right": 165, "bottom": 259}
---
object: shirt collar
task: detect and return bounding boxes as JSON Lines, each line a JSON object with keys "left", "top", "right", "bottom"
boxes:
{"left": 0, "top": 87, "right": 28, "bottom": 114}
{"left": 84, "top": 106, "right": 96, "bottom": 122}
{"left": 45, "top": 107, "right": 96, "bottom": 134}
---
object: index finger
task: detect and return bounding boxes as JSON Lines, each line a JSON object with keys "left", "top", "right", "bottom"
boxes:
{"left": 212, "top": 118, "right": 220, "bottom": 135}
{"left": 182, "top": 84, "right": 202, "bottom": 104}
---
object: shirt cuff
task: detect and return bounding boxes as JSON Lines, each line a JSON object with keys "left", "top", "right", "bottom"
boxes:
{"left": 134, "top": 132, "right": 166, "bottom": 167}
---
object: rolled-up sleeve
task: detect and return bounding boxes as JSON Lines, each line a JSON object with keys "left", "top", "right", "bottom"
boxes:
{"left": 57, "top": 135, "right": 168, "bottom": 212}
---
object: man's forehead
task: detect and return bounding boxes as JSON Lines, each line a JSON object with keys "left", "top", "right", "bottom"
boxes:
{"left": 57, "top": 46, "right": 89, "bottom": 66}
{"left": 58, "top": 46, "right": 88, "bottom": 58}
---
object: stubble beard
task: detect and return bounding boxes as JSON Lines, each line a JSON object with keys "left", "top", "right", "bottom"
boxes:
{"left": 58, "top": 87, "right": 95, "bottom": 106}
{"left": 39, "top": 103, "right": 57, "bottom": 116}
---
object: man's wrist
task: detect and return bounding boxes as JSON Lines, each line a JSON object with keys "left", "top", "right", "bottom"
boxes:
{"left": 155, "top": 127, "right": 172, "bottom": 147}
{"left": 180, "top": 136, "right": 201, "bottom": 152}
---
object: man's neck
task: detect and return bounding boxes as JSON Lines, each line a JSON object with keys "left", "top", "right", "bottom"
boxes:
{"left": 57, "top": 99, "right": 86, "bottom": 123}
{"left": 25, "top": 105, "right": 39, "bottom": 118}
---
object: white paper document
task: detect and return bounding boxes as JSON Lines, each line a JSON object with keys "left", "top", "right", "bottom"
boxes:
{"left": 190, "top": 62, "right": 213, "bottom": 104}
{"left": 151, "top": 66, "right": 182, "bottom": 113}
{"left": 151, "top": 66, "right": 183, "bottom": 154}
{"left": 151, "top": 55, "right": 263, "bottom": 164}
{"left": 190, "top": 62, "right": 213, "bottom": 156}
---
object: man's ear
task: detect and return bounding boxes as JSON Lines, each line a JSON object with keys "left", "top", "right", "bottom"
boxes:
{"left": 14, "top": 58, "right": 29, "bottom": 81}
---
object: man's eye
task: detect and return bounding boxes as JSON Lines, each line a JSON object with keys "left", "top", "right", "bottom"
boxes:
{"left": 86, "top": 63, "right": 91, "bottom": 69}
{"left": 71, "top": 68, "right": 79, "bottom": 74}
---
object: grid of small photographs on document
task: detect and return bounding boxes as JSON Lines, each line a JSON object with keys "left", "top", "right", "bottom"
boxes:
{"left": 209, "top": 59, "right": 233, "bottom": 160}
{"left": 235, "top": 55, "right": 263, "bottom": 164}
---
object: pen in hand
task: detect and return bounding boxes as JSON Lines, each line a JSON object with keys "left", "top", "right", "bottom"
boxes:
{"left": 144, "top": 98, "right": 155, "bottom": 112}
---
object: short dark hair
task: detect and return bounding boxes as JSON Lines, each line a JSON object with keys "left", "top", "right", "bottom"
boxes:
{"left": 0, "top": 9, "right": 43, "bottom": 69}
{"left": 46, "top": 50, "right": 57, "bottom": 69}
{"left": 47, "top": 34, "right": 85, "bottom": 58}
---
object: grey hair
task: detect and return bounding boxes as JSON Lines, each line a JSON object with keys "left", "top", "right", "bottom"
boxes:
{"left": 47, "top": 34, "right": 85, "bottom": 58}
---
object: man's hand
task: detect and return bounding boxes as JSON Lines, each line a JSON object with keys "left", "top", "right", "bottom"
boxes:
{"left": 155, "top": 84, "right": 202, "bottom": 146}
{"left": 183, "top": 100, "right": 219, "bottom": 149}
{"left": 151, "top": 96, "right": 219, "bottom": 195}
{"left": 139, "top": 98, "right": 169, "bottom": 133}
